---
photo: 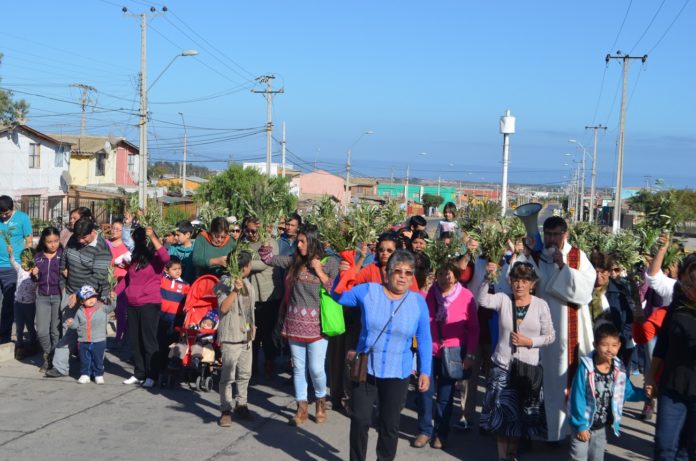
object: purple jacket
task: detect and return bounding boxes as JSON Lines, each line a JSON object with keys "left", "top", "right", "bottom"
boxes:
{"left": 116, "top": 246, "right": 170, "bottom": 307}
{"left": 34, "top": 249, "right": 63, "bottom": 296}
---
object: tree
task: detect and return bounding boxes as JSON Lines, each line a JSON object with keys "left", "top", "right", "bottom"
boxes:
{"left": 628, "top": 189, "right": 696, "bottom": 231}
{"left": 0, "top": 53, "right": 29, "bottom": 126}
{"left": 421, "top": 193, "right": 444, "bottom": 213}
{"left": 195, "top": 164, "right": 297, "bottom": 225}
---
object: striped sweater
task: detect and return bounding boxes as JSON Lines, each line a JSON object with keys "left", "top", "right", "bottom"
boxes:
{"left": 160, "top": 274, "right": 190, "bottom": 316}
{"left": 60, "top": 234, "right": 113, "bottom": 298}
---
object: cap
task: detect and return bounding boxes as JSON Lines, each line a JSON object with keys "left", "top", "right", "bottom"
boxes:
{"left": 78, "top": 285, "right": 98, "bottom": 300}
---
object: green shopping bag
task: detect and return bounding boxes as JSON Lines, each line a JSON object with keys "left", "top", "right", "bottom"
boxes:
{"left": 319, "top": 258, "right": 345, "bottom": 337}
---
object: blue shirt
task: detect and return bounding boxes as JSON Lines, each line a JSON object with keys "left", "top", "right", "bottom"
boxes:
{"left": 277, "top": 234, "right": 297, "bottom": 257}
{"left": 0, "top": 210, "right": 32, "bottom": 268}
{"left": 336, "top": 283, "right": 432, "bottom": 379}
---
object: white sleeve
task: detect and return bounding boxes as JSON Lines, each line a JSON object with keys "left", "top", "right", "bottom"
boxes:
{"left": 644, "top": 269, "right": 676, "bottom": 301}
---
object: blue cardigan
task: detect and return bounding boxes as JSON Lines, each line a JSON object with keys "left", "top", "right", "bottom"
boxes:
{"left": 335, "top": 283, "right": 432, "bottom": 379}
{"left": 569, "top": 352, "right": 645, "bottom": 436}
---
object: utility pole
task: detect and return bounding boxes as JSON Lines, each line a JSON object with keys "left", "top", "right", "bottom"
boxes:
{"left": 499, "top": 110, "right": 516, "bottom": 217}
{"left": 606, "top": 51, "right": 647, "bottom": 233}
{"left": 585, "top": 124, "right": 607, "bottom": 223}
{"left": 251, "top": 75, "right": 283, "bottom": 176}
{"left": 281, "top": 122, "right": 286, "bottom": 178}
{"left": 390, "top": 167, "right": 394, "bottom": 184}
{"left": 403, "top": 165, "right": 410, "bottom": 211}
{"left": 344, "top": 149, "right": 352, "bottom": 209}
{"left": 178, "top": 112, "right": 188, "bottom": 197}
{"left": 70, "top": 83, "right": 97, "bottom": 136}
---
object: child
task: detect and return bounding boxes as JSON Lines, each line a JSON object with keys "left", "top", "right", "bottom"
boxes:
{"left": 214, "top": 250, "right": 256, "bottom": 427}
{"left": 66, "top": 285, "right": 115, "bottom": 384}
{"left": 8, "top": 246, "right": 38, "bottom": 360}
{"left": 169, "top": 220, "right": 195, "bottom": 284}
{"left": 168, "top": 309, "right": 218, "bottom": 369}
{"left": 159, "top": 256, "right": 190, "bottom": 375}
{"left": 34, "top": 227, "right": 64, "bottom": 371}
{"left": 569, "top": 323, "right": 645, "bottom": 461}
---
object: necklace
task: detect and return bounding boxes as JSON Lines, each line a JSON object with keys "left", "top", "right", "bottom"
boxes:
{"left": 514, "top": 303, "right": 530, "bottom": 321}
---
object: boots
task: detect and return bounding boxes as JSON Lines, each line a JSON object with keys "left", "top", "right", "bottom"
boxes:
{"left": 315, "top": 397, "right": 327, "bottom": 424}
{"left": 290, "top": 401, "right": 308, "bottom": 426}
{"left": 39, "top": 352, "right": 50, "bottom": 373}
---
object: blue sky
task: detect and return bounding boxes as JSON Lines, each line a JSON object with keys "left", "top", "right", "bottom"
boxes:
{"left": 2, "top": 1, "right": 694, "bottom": 188}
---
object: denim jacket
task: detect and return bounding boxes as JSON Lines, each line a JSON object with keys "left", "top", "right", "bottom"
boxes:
{"left": 569, "top": 352, "right": 645, "bottom": 436}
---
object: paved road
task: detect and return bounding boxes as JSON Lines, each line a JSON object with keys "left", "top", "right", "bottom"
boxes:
{"left": 0, "top": 343, "right": 655, "bottom": 461}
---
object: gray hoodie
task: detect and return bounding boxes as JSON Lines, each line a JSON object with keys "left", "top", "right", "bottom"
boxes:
{"left": 68, "top": 300, "right": 116, "bottom": 343}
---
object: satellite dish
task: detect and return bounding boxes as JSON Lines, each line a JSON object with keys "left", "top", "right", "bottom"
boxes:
{"left": 104, "top": 140, "right": 112, "bottom": 152}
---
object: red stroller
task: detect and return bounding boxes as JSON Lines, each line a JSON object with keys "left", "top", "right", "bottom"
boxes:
{"left": 165, "top": 275, "right": 221, "bottom": 391}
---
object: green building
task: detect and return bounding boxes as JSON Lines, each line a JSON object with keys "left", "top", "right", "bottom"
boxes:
{"left": 376, "top": 183, "right": 457, "bottom": 212}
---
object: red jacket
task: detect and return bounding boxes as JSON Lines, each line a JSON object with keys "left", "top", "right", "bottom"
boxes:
{"left": 160, "top": 274, "right": 190, "bottom": 316}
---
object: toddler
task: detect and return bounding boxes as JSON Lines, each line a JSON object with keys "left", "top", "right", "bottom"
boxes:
{"left": 8, "top": 246, "right": 37, "bottom": 359}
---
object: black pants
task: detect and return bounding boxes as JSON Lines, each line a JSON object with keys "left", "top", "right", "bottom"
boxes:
{"left": 127, "top": 304, "right": 160, "bottom": 380}
{"left": 253, "top": 300, "right": 280, "bottom": 364}
{"left": 157, "top": 313, "right": 178, "bottom": 374}
{"left": 350, "top": 375, "right": 410, "bottom": 461}
{"left": 328, "top": 308, "right": 362, "bottom": 407}
{"left": 0, "top": 267, "right": 17, "bottom": 342}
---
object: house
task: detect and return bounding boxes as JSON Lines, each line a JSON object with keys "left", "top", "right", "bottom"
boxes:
{"left": 0, "top": 125, "right": 72, "bottom": 221}
{"left": 156, "top": 175, "right": 208, "bottom": 195}
{"left": 50, "top": 134, "right": 139, "bottom": 187}
{"left": 290, "top": 170, "right": 346, "bottom": 203}
{"left": 349, "top": 177, "right": 378, "bottom": 198}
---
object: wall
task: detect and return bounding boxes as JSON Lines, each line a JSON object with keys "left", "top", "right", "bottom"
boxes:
{"left": 296, "top": 170, "right": 345, "bottom": 202}
{"left": 69, "top": 149, "right": 116, "bottom": 186}
{"left": 114, "top": 144, "right": 138, "bottom": 186}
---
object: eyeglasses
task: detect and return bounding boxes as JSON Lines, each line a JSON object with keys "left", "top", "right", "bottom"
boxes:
{"left": 377, "top": 247, "right": 395, "bottom": 254}
{"left": 611, "top": 267, "right": 621, "bottom": 273}
{"left": 392, "top": 269, "right": 414, "bottom": 277}
{"left": 231, "top": 229, "right": 241, "bottom": 233}
{"left": 245, "top": 229, "right": 258, "bottom": 235}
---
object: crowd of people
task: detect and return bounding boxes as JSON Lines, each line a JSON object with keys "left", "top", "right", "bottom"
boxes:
{"left": 2, "top": 192, "right": 695, "bottom": 461}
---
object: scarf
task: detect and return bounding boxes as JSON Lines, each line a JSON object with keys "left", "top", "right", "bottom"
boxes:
{"left": 434, "top": 282, "right": 463, "bottom": 322}
{"left": 590, "top": 284, "right": 608, "bottom": 322}
{"left": 199, "top": 230, "right": 230, "bottom": 247}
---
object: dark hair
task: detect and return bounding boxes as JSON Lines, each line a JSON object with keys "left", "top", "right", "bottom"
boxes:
{"left": 234, "top": 250, "right": 252, "bottom": 271}
{"left": 36, "top": 227, "right": 61, "bottom": 253}
{"left": 409, "top": 215, "right": 427, "bottom": 229}
{"left": 589, "top": 250, "right": 616, "bottom": 272}
{"left": 287, "top": 212, "right": 302, "bottom": 226}
{"left": 439, "top": 231, "right": 453, "bottom": 241}
{"left": 396, "top": 228, "right": 412, "bottom": 251}
{"left": 543, "top": 216, "right": 568, "bottom": 233}
{"left": 176, "top": 220, "right": 193, "bottom": 234}
{"left": 288, "top": 224, "right": 325, "bottom": 281}
{"left": 209, "top": 217, "right": 229, "bottom": 235}
{"left": 678, "top": 253, "right": 696, "bottom": 287}
{"left": 72, "top": 217, "right": 96, "bottom": 238}
{"left": 443, "top": 202, "right": 457, "bottom": 216}
{"left": 131, "top": 226, "right": 154, "bottom": 270}
{"left": 111, "top": 218, "right": 124, "bottom": 226}
{"left": 412, "top": 252, "right": 431, "bottom": 289}
{"left": 436, "top": 259, "right": 461, "bottom": 281}
{"left": 509, "top": 261, "right": 539, "bottom": 282}
{"left": 378, "top": 232, "right": 400, "bottom": 245}
{"left": 244, "top": 216, "right": 260, "bottom": 228}
{"left": 71, "top": 206, "right": 92, "bottom": 219}
{"left": 410, "top": 230, "right": 429, "bottom": 242}
{"left": 0, "top": 195, "right": 14, "bottom": 212}
{"left": 594, "top": 322, "right": 620, "bottom": 342}
{"left": 166, "top": 255, "right": 182, "bottom": 270}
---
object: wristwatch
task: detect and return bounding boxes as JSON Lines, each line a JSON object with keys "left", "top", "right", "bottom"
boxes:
{"left": 465, "top": 353, "right": 476, "bottom": 361}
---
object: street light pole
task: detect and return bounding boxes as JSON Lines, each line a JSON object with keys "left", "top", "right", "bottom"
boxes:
{"left": 179, "top": 112, "right": 187, "bottom": 197}
{"left": 138, "top": 13, "right": 148, "bottom": 209}
{"left": 582, "top": 126, "right": 606, "bottom": 223}
{"left": 344, "top": 130, "right": 374, "bottom": 210}
{"left": 499, "top": 110, "right": 516, "bottom": 217}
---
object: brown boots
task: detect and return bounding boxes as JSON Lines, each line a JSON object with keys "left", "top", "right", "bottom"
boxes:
{"left": 315, "top": 397, "right": 327, "bottom": 424}
{"left": 290, "top": 400, "right": 308, "bottom": 426}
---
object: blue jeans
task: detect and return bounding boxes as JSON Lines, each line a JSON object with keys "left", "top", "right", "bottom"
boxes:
{"left": 289, "top": 338, "right": 328, "bottom": 401}
{"left": 417, "top": 356, "right": 457, "bottom": 439}
{"left": 14, "top": 301, "right": 37, "bottom": 347}
{"left": 655, "top": 389, "right": 696, "bottom": 461}
{"left": 79, "top": 341, "right": 106, "bottom": 377}
{"left": 0, "top": 267, "right": 17, "bottom": 342}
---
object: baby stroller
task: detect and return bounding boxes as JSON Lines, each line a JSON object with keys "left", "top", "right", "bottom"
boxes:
{"left": 165, "top": 274, "right": 221, "bottom": 392}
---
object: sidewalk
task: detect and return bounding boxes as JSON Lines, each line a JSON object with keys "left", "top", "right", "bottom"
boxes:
{"left": 0, "top": 346, "right": 656, "bottom": 460}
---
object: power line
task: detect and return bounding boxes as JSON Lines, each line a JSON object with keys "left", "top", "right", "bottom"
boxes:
{"left": 629, "top": 0, "right": 667, "bottom": 53}
{"left": 647, "top": 0, "right": 691, "bottom": 54}
{"left": 610, "top": 0, "right": 633, "bottom": 51}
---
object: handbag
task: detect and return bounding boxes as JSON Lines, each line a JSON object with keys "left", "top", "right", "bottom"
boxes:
{"left": 319, "top": 257, "right": 346, "bottom": 337}
{"left": 346, "top": 292, "right": 410, "bottom": 383}
{"left": 436, "top": 321, "right": 470, "bottom": 381}
{"left": 509, "top": 299, "right": 543, "bottom": 403}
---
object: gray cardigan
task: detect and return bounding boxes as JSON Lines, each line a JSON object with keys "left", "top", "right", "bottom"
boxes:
{"left": 246, "top": 239, "right": 283, "bottom": 302}
{"left": 68, "top": 301, "right": 116, "bottom": 343}
{"left": 214, "top": 277, "right": 257, "bottom": 344}
{"left": 477, "top": 282, "right": 556, "bottom": 369}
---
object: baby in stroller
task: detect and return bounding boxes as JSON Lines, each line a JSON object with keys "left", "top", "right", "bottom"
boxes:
{"left": 169, "top": 310, "right": 219, "bottom": 370}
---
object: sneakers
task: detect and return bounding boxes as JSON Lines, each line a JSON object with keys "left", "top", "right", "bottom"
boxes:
{"left": 412, "top": 434, "right": 431, "bottom": 448}
{"left": 123, "top": 376, "right": 143, "bottom": 385}
{"left": 639, "top": 401, "right": 655, "bottom": 421}
{"left": 95, "top": 376, "right": 105, "bottom": 385}
{"left": 455, "top": 416, "right": 471, "bottom": 431}
{"left": 142, "top": 378, "right": 155, "bottom": 388}
{"left": 219, "top": 411, "right": 232, "bottom": 427}
{"left": 45, "top": 368, "right": 66, "bottom": 378}
{"left": 78, "top": 375, "right": 91, "bottom": 384}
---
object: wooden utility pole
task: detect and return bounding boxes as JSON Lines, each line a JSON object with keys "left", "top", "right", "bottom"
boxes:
{"left": 70, "top": 83, "right": 97, "bottom": 136}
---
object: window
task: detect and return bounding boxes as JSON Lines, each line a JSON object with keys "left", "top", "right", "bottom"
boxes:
{"left": 54, "top": 147, "right": 63, "bottom": 167}
{"left": 24, "top": 195, "right": 41, "bottom": 219}
{"left": 128, "top": 153, "right": 136, "bottom": 172}
{"left": 95, "top": 153, "right": 106, "bottom": 176}
{"left": 29, "top": 143, "right": 40, "bottom": 168}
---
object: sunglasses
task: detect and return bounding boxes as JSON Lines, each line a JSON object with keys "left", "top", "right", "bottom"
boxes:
{"left": 377, "top": 247, "right": 395, "bottom": 254}
{"left": 392, "top": 269, "right": 414, "bottom": 277}
{"left": 231, "top": 228, "right": 241, "bottom": 233}
{"left": 611, "top": 267, "right": 621, "bottom": 273}
{"left": 245, "top": 229, "right": 258, "bottom": 235}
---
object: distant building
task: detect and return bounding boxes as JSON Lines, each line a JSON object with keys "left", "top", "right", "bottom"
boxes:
{"left": 156, "top": 175, "right": 208, "bottom": 195}
{"left": 291, "top": 169, "right": 345, "bottom": 203}
{"left": 243, "top": 162, "right": 294, "bottom": 177}
{"left": 376, "top": 183, "right": 456, "bottom": 211}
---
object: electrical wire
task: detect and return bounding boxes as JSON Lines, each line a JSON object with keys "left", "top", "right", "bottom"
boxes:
{"left": 629, "top": 0, "right": 667, "bottom": 53}
{"left": 647, "top": 0, "right": 691, "bottom": 54}
{"left": 610, "top": 0, "right": 633, "bottom": 52}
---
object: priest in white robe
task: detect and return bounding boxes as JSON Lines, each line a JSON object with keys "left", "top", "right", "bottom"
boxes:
{"left": 517, "top": 216, "right": 596, "bottom": 441}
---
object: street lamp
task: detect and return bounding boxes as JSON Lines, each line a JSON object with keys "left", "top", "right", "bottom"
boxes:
{"left": 344, "top": 130, "right": 374, "bottom": 209}
{"left": 403, "top": 152, "right": 428, "bottom": 211}
{"left": 499, "top": 110, "right": 516, "bottom": 217}
{"left": 138, "top": 49, "right": 198, "bottom": 208}
{"left": 569, "top": 139, "right": 593, "bottom": 222}
{"left": 178, "top": 112, "right": 188, "bottom": 197}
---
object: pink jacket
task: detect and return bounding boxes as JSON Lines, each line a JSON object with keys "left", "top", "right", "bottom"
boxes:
{"left": 116, "top": 246, "right": 169, "bottom": 307}
{"left": 426, "top": 284, "right": 479, "bottom": 358}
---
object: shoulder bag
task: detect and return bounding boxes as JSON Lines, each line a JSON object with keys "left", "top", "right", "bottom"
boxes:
{"left": 509, "top": 298, "right": 544, "bottom": 404}
{"left": 436, "top": 320, "right": 471, "bottom": 381}
{"left": 319, "top": 257, "right": 346, "bottom": 337}
{"left": 348, "top": 292, "right": 409, "bottom": 383}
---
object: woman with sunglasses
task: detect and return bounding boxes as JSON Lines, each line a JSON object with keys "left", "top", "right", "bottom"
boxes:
{"left": 191, "top": 217, "right": 236, "bottom": 278}
{"left": 477, "top": 261, "right": 556, "bottom": 461}
{"left": 334, "top": 249, "right": 432, "bottom": 461}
